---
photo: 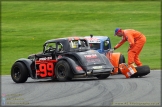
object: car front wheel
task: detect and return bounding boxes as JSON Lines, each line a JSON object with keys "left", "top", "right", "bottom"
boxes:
{"left": 11, "top": 62, "right": 28, "bottom": 83}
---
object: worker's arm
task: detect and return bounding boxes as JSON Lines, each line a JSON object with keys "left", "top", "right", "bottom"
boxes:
{"left": 114, "top": 37, "right": 126, "bottom": 49}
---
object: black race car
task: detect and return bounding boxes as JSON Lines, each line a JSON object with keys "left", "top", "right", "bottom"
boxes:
{"left": 11, "top": 37, "right": 114, "bottom": 83}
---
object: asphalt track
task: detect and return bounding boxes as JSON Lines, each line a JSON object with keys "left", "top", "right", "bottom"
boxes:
{"left": 1, "top": 70, "right": 161, "bottom": 106}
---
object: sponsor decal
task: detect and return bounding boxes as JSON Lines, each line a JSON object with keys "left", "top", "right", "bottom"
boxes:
{"left": 84, "top": 54, "right": 97, "bottom": 59}
{"left": 86, "top": 59, "right": 101, "bottom": 63}
{"left": 39, "top": 57, "right": 52, "bottom": 61}
{"left": 84, "top": 54, "right": 101, "bottom": 63}
{"left": 128, "top": 67, "right": 135, "bottom": 75}
{"left": 85, "top": 37, "right": 100, "bottom": 43}
{"left": 76, "top": 66, "right": 83, "bottom": 71}
{"left": 58, "top": 55, "right": 62, "bottom": 59}
{"left": 93, "top": 66, "right": 103, "bottom": 69}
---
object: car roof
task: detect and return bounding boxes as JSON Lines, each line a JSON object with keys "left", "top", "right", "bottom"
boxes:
{"left": 44, "top": 37, "right": 85, "bottom": 44}
{"left": 84, "top": 36, "right": 109, "bottom": 41}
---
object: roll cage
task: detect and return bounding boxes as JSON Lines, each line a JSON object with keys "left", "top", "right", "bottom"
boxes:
{"left": 43, "top": 37, "right": 90, "bottom": 54}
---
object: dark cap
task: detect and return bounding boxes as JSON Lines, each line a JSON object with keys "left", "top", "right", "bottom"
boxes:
{"left": 114, "top": 28, "right": 121, "bottom": 36}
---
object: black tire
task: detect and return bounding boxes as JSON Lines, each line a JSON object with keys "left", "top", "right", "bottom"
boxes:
{"left": 11, "top": 62, "right": 28, "bottom": 83}
{"left": 118, "top": 54, "right": 125, "bottom": 74}
{"left": 96, "top": 74, "right": 110, "bottom": 79}
{"left": 55, "top": 60, "right": 73, "bottom": 82}
{"left": 130, "top": 65, "right": 150, "bottom": 78}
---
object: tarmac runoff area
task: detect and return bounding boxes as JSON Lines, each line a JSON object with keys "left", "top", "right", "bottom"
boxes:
{"left": 1, "top": 70, "right": 161, "bottom": 106}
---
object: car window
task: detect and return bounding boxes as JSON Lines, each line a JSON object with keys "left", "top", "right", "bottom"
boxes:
{"left": 104, "top": 40, "right": 109, "bottom": 50}
{"left": 57, "top": 42, "right": 63, "bottom": 52}
{"left": 70, "top": 40, "right": 78, "bottom": 48}
{"left": 80, "top": 40, "right": 88, "bottom": 47}
{"left": 45, "top": 42, "right": 56, "bottom": 52}
{"left": 70, "top": 40, "right": 88, "bottom": 49}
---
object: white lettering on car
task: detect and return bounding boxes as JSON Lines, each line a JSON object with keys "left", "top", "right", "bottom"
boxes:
{"left": 39, "top": 57, "right": 52, "bottom": 60}
{"left": 84, "top": 54, "right": 97, "bottom": 59}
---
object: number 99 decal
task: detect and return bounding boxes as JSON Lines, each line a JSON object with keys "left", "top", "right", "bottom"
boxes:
{"left": 36, "top": 63, "right": 54, "bottom": 78}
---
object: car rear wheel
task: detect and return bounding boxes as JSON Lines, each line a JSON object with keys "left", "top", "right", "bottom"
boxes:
{"left": 11, "top": 62, "right": 28, "bottom": 83}
{"left": 55, "top": 60, "right": 73, "bottom": 82}
{"left": 130, "top": 65, "right": 150, "bottom": 78}
{"left": 96, "top": 74, "right": 110, "bottom": 79}
{"left": 118, "top": 54, "right": 125, "bottom": 74}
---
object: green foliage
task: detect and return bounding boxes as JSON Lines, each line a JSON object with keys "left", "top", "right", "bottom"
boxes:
{"left": 1, "top": 1, "right": 161, "bottom": 75}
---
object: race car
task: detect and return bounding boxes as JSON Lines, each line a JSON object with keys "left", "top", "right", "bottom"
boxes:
{"left": 84, "top": 35, "right": 125, "bottom": 74}
{"left": 11, "top": 37, "right": 114, "bottom": 83}
{"left": 85, "top": 35, "right": 150, "bottom": 77}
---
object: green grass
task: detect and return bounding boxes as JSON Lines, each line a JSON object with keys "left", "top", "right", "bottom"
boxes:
{"left": 1, "top": 1, "right": 161, "bottom": 75}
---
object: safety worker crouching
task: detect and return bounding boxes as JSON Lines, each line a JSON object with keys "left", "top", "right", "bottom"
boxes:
{"left": 113, "top": 28, "right": 146, "bottom": 67}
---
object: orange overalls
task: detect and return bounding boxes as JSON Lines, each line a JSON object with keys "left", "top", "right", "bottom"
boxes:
{"left": 114, "top": 29, "right": 146, "bottom": 66}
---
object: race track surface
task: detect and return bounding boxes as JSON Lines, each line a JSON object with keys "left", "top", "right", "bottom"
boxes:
{"left": 1, "top": 70, "right": 161, "bottom": 106}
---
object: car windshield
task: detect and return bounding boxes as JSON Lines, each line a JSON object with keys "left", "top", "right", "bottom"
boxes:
{"left": 89, "top": 43, "right": 100, "bottom": 50}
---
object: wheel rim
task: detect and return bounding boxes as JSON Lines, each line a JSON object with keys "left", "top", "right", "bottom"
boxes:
{"left": 57, "top": 65, "right": 66, "bottom": 78}
{"left": 13, "top": 67, "right": 21, "bottom": 80}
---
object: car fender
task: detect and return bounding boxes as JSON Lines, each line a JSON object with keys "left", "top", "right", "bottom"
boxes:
{"left": 57, "top": 57, "right": 86, "bottom": 75}
{"left": 100, "top": 54, "right": 114, "bottom": 68}
{"left": 106, "top": 52, "right": 121, "bottom": 74}
{"left": 15, "top": 58, "right": 35, "bottom": 79}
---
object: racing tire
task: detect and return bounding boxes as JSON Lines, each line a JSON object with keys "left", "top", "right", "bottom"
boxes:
{"left": 96, "top": 74, "right": 110, "bottom": 79}
{"left": 118, "top": 54, "right": 125, "bottom": 74}
{"left": 130, "top": 65, "right": 150, "bottom": 78}
{"left": 55, "top": 60, "right": 73, "bottom": 82}
{"left": 11, "top": 62, "right": 28, "bottom": 83}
